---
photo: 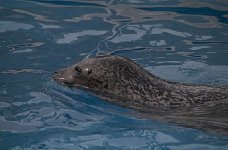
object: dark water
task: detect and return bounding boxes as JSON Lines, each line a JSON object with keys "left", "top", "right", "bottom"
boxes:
{"left": 1, "top": 0, "right": 228, "bottom": 149}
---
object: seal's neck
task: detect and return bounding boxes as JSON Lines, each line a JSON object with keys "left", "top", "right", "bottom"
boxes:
{"left": 146, "top": 78, "right": 228, "bottom": 108}
{"left": 115, "top": 70, "right": 228, "bottom": 109}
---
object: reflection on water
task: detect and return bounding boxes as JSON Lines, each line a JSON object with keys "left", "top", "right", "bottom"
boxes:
{"left": 57, "top": 30, "right": 107, "bottom": 44}
{"left": 7, "top": 42, "right": 45, "bottom": 51}
{"left": 1, "top": 0, "right": 228, "bottom": 149}
{"left": 0, "top": 21, "right": 34, "bottom": 32}
{"left": 13, "top": 9, "right": 58, "bottom": 22}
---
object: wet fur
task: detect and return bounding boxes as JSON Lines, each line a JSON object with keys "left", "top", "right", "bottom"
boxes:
{"left": 54, "top": 55, "right": 228, "bottom": 111}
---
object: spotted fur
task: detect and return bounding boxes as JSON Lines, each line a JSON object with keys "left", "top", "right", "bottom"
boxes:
{"left": 54, "top": 55, "right": 228, "bottom": 111}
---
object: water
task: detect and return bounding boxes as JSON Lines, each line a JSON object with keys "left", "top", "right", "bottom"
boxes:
{"left": 1, "top": 0, "right": 228, "bottom": 149}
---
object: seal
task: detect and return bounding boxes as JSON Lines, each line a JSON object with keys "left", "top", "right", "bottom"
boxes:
{"left": 53, "top": 55, "right": 228, "bottom": 112}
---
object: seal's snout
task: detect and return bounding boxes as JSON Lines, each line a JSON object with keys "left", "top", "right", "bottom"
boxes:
{"left": 53, "top": 67, "right": 76, "bottom": 85}
{"left": 53, "top": 71, "right": 62, "bottom": 82}
{"left": 53, "top": 69, "right": 66, "bottom": 83}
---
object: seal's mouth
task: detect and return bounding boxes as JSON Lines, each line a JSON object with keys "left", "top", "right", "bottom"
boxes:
{"left": 53, "top": 70, "right": 77, "bottom": 88}
{"left": 53, "top": 71, "right": 68, "bottom": 84}
{"left": 53, "top": 71, "right": 63, "bottom": 82}
{"left": 53, "top": 72, "right": 89, "bottom": 90}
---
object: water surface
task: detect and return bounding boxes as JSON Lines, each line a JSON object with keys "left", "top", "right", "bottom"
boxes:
{"left": 1, "top": 0, "right": 228, "bottom": 149}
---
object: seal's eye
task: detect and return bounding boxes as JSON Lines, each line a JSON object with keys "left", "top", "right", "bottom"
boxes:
{"left": 75, "top": 66, "right": 81, "bottom": 72}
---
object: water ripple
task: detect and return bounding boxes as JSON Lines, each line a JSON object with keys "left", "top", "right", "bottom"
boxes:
{"left": 57, "top": 30, "right": 107, "bottom": 44}
{"left": 13, "top": 9, "right": 57, "bottom": 22}
{"left": 138, "top": 7, "right": 228, "bottom": 24}
{"left": 28, "top": 0, "right": 105, "bottom": 7}
{"left": 7, "top": 42, "right": 45, "bottom": 51}
{"left": 0, "top": 21, "right": 34, "bottom": 32}
{"left": 1, "top": 69, "right": 45, "bottom": 74}
{"left": 1, "top": 0, "right": 228, "bottom": 149}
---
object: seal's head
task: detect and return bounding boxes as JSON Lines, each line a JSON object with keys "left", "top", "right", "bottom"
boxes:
{"left": 53, "top": 55, "right": 145, "bottom": 91}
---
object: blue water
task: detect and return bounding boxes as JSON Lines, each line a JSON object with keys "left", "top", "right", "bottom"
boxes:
{"left": 1, "top": 0, "right": 228, "bottom": 149}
